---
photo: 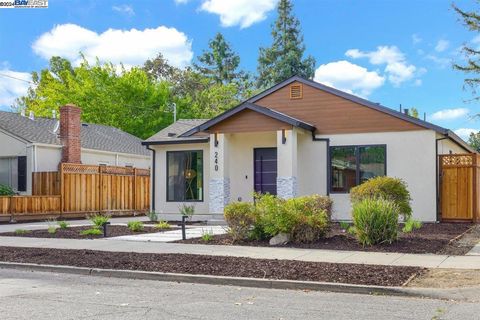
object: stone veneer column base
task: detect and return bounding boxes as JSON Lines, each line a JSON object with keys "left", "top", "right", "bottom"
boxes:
{"left": 276, "top": 176, "right": 297, "bottom": 199}
{"left": 209, "top": 178, "right": 230, "bottom": 214}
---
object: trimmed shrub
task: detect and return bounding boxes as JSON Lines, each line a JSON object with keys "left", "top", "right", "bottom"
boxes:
{"left": 224, "top": 202, "right": 257, "bottom": 242}
{"left": 0, "top": 184, "right": 14, "bottom": 196}
{"left": 127, "top": 221, "right": 144, "bottom": 232}
{"left": 350, "top": 176, "right": 412, "bottom": 220}
{"left": 352, "top": 198, "right": 399, "bottom": 246}
{"left": 253, "top": 194, "right": 332, "bottom": 243}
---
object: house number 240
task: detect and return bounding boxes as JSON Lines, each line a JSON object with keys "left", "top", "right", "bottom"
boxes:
{"left": 214, "top": 151, "right": 219, "bottom": 171}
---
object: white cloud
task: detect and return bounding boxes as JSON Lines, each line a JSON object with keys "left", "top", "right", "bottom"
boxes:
{"left": 345, "top": 46, "right": 418, "bottom": 86}
{"left": 32, "top": 23, "right": 193, "bottom": 68}
{"left": 454, "top": 128, "right": 478, "bottom": 140}
{"left": 0, "top": 67, "right": 32, "bottom": 108}
{"left": 112, "top": 4, "right": 135, "bottom": 16}
{"left": 430, "top": 108, "right": 469, "bottom": 121}
{"left": 425, "top": 54, "right": 450, "bottom": 68}
{"left": 174, "top": 0, "right": 190, "bottom": 3}
{"left": 314, "top": 60, "right": 385, "bottom": 97}
{"left": 200, "top": 0, "right": 279, "bottom": 28}
{"left": 412, "top": 34, "right": 422, "bottom": 44}
{"left": 435, "top": 39, "right": 449, "bottom": 52}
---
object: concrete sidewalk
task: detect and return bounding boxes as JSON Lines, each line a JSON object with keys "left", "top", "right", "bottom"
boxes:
{"left": 1, "top": 236, "right": 480, "bottom": 269}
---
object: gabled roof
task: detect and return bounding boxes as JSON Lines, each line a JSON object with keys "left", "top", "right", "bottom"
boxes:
{"left": 246, "top": 75, "right": 473, "bottom": 152}
{"left": 180, "top": 102, "right": 315, "bottom": 137}
{"left": 143, "top": 119, "right": 209, "bottom": 145}
{"left": 0, "top": 111, "right": 150, "bottom": 156}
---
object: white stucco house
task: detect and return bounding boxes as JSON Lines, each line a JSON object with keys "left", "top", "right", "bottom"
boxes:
{"left": 0, "top": 104, "right": 150, "bottom": 195}
{"left": 143, "top": 76, "right": 473, "bottom": 222}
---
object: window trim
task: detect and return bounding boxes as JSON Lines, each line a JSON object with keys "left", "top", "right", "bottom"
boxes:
{"left": 166, "top": 150, "right": 204, "bottom": 203}
{"left": 329, "top": 144, "right": 387, "bottom": 194}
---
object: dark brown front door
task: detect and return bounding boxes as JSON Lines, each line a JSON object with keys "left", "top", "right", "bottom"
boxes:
{"left": 254, "top": 148, "right": 277, "bottom": 195}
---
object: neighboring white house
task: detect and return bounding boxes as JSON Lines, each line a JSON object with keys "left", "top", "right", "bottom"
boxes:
{"left": 143, "top": 76, "right": 473, "bottom": 222}
{"left": 0, "top": 104, "right": 150, "bottom": 195}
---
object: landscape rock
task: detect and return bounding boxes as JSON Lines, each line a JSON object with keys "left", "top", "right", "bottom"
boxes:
{"left": 269, "top": 233, "right": 290, "bottom": 246}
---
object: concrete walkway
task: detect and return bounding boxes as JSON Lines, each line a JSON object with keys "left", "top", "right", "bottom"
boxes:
{"left": 1, "top": 236, "right": 480, "bottom": 269}
{"left": 0, "top": 216, "right": 149, "bottom": 233}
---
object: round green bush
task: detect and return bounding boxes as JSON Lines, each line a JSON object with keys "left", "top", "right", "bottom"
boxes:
{"left": 253, "top": 194, "right": 332, "bottom": 243}
{"left": 352, "top": 198, "right": 399, "bottom": 246}
{"left": 224, "top": 202, "right": 257, "bottom": 242}
{"left": 350, "top": 176, "right": 412, "bottom": 220}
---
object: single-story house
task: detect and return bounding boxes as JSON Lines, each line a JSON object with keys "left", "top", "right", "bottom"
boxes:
{"left": 0, "top": 104, "right": 151, "bottom": 195}
{"left": 143, "top": 76, "right": 473, "bottom": 222}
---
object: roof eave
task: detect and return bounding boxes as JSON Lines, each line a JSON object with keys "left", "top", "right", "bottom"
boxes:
{"left": 142, "top": 137, "right": 210, "bottom": 146}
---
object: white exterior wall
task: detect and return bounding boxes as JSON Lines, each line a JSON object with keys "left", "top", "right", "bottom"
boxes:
{"left": 0, "top": 131, "right": 28, "bottom": 193}
{"left": 297, "top": 131, "right": 328, "bottom": 196}
{"left": 437, "top": 136, "right": 469, "bottom": 155}
{"left": 228, "top": 132, "right": 277, "bottom": 203}
{"left": 151, "top": 143, "right": 210, "bottom": 219}
{"left": 322, "top": 130, "right": 438, "bottom": 222}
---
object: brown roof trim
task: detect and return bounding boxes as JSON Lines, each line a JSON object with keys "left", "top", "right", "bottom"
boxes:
{"left": 180, "top": 102, "right": 315, "bottom": 137}
{"left": 142, "top": 137, "right": 209, "bottom": 146}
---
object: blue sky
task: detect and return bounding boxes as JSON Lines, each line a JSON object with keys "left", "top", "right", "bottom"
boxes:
{"left": 0, "top": 0, "right": 479, "bottom": 140}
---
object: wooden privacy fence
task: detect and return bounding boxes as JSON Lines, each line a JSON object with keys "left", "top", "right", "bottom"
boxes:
{"left": 0, "top": 163, "right": 150, "bottom": 221}
{"left": 440, "top": 153, "right": 480, "bottom": 222}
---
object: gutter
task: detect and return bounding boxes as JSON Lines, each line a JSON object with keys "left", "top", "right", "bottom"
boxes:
{"left": 435, "top": 136, "right": 448, "bottom": 222}
{"left": 311, "top": 132, "right": 330, "bottom": 196}
{"left": 142, "top": 138, "right": 209, "bottom": 146}
{"left": 145, "top": 145, "right": 156, "bottom": 211}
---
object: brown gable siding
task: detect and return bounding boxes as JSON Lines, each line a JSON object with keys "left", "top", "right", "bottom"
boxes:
{"left": 207, "top": 109, "right": 292, "bottom": 133}
{"left": 254, "top": 81, "right": 424, "bottom": 134}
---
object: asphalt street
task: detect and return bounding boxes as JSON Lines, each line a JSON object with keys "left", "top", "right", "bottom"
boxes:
{"left": 0, "top": 269, "right": 479, "bottom": 320}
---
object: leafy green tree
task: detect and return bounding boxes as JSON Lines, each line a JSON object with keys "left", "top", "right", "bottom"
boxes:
{"left": 257, "top": 0, "right": 316, "bottom": 88}
{"left": 453, "top": 2, "right": 480, "bottom": 98}
{"left": 407, "top": 107, "right": 419, "bottom": 118}
{"left": 16, "top": 56, "right": 171, "bottom": 139}
{"left": 468, "top": 131, "right": 480, "bottom": 152}
{"left": 194, "top": 33, "right": 243, "bottom": 85}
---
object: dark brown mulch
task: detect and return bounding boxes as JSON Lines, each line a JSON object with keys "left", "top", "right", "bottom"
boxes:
{"left": 178, "top": 223, "right": 475, "bottom": 255}
{"left": 0, "top": 225, "right": 174, "bottom": 239}
{"left": 0, "top": 246, "right": 422, "bottom": 286}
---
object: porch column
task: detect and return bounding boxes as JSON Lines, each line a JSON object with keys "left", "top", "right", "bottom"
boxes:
{"left": 277, "top": 129, "right": 298, "bottom": 199}
{"left": 209, "top": 133, "right": 230, "bottom": 214}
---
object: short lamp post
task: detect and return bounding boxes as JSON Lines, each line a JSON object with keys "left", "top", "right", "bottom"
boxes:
{"left": 181, "top": 215, "right": 187, "bottom": 240}
{"left": 103, "top": 222, "right": 111, "bottom": 238}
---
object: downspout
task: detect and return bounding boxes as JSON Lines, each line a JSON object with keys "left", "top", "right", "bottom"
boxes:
{"left": 435, "top": 136, "right": 448, "bottom": 222}
{"left": 312, "top": 132, "right": 330, "bottom": 196}
{"left": 145, "top": 145, "right": 156, "bottom": 212}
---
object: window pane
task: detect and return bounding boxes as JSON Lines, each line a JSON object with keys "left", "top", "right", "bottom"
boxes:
{"left": 330, "top": 146, "right": 356, "bottom": 192}
{"left": 359, "top": 146, "right": 386, "bottom": 184}
{"left": 167, "top": 151, "right": 203, "bottom": 201}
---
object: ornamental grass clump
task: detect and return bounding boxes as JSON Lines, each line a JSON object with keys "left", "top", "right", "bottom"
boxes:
{"left": 127, "top": 221, "right": 144, "bottom": 232}
{"left": 352, "top": 198, "right": 399, "bottom": 246}
{"left": 350, "top": 176, "right": 412, "bottom": 220}
{"left": 88, "top": 213, "right": 111, "bottom": 228}
{"left": 224, "top": 202, "right": 257, "bottom": 242}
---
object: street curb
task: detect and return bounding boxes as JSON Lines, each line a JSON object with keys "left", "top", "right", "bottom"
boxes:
{"left": 0, "top": 261, "right": 430, "bottom": 298}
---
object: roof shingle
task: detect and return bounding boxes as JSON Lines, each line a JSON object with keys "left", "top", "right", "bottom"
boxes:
{"left": 0, "top": 111, "right": 149, "bottom": 156}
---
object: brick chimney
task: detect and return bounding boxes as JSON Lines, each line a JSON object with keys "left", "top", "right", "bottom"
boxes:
{"left": 59, "top": 104, "right": 82, "bottom": 164}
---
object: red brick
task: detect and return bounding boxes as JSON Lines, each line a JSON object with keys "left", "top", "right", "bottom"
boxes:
{"left": 60, "top": 104, "right": 82, "bottom": 164}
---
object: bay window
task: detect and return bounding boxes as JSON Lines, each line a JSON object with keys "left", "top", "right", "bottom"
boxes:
{"left": 330, "top": 145, "right": 386, "bottom": 193}
{"left": 167, "top": 150, "right": 203, "bottom": 201}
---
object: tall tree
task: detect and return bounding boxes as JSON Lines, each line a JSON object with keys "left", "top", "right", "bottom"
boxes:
{"left": 194, "top": 33, "right": 242, "bottom": 84}
{"left": 453, "top": 2, "right": 480, "bottom": 99}
{"left": 256, "top": 0, "right": 316, "bottom": 88}
{"left": 16, "top": 56, "right": 171, "bottom": 139}
{"left": 468, "top": 131, "right": 480, "bottom": 152}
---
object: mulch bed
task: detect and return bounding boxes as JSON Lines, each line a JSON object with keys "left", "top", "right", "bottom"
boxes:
{"left": 0, "top": 225, "right": 174, "bottom": 239}
{"left": 0, "top": 246, "right": 422, "bottom": 286}
{"left": 178, "top": 223, "right": 475, "bottom": 255}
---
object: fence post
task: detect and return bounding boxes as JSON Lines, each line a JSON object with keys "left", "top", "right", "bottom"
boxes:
{"left": 99, "top": 165, "right": 103, "bottom": 214}
{"left": 474, "top": 155, "right": 478, "bottom": 223}
{"left": 59, "top": 163, "right": 64, "bottom": 218}
{"left": 133, "top": 168, "right": 137, "bottom": 212}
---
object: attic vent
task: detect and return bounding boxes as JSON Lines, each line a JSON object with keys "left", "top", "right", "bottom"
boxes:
{"left": 289, "top": 84, "right": 303, "bottom": 99}
{"left": 167, "top": 132, "right": 177, "bottom": 137}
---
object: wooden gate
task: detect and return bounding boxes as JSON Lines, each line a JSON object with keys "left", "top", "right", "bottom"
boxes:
{"left": 440, "top": 154, "right": 480, "bottom": 222}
